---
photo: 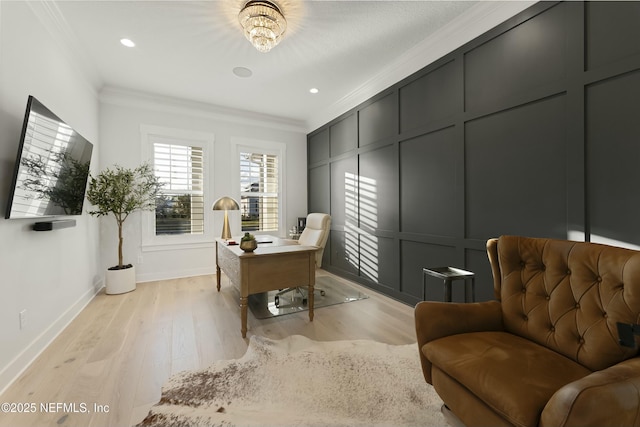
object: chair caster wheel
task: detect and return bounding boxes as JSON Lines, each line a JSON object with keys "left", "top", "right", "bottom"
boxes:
{"left": 275, "top": 295, "right": 280, "bottom": 308}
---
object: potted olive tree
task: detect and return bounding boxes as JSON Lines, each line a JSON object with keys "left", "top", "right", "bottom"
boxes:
{"left": 86, "top": 163, "right": 163, "bottom": 294}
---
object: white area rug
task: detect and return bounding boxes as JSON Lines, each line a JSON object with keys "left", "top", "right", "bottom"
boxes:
{"left": 136, "top": 335, "right": 445, "bottom": 427}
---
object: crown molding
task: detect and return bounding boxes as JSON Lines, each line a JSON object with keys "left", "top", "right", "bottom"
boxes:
{"left": 24, "top": 0, "right": 304, "bottom": 133}
{"left": 25, "top": 0, "right": 535, "bottom": 135}
{"left": 305, "top": 1, "right": 537, "bottom": 133}
{"left": 99, "top": 86, "right": 307, "bottom": 134}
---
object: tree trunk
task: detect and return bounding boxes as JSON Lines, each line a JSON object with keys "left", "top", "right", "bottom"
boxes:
{"left": 118, "top": 220, "right": 124, "bottom": 268}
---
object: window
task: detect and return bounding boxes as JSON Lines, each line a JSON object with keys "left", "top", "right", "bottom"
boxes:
{"left": 240, "top": 152, "right": 279, "bottom": 232}
{"left": 141, "top": 125, "right": 214, "bottom": 249}
{"left": 153, "top": 142, "right": 204, "bottom": 235}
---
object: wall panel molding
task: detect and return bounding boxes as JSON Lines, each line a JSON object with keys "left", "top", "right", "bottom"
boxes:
{"left": 309, "top": 1, "right": 640, "bottom": 306}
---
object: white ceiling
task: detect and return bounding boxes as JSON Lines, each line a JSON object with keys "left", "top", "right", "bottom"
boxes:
{"left": 34, "top": 1, "right": 534, "bottom": 132}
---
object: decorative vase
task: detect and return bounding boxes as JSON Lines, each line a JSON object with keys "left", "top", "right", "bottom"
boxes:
{"left": 105, "top": 264, "right": 136, "bottom": 294}
{"left": 240, "top": 239, "right": 257, "bottom": 252}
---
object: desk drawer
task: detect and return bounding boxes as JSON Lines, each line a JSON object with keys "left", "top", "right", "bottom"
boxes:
{"left": 244, "top": 252, "right": 312, "bottom": 294}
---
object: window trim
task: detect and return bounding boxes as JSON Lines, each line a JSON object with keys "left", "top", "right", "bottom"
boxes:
{"left": 141, "top": 125, "right": 215, "bottom": 250}
{"left": 231, "top": 137, "right": 286, "bottom": 237}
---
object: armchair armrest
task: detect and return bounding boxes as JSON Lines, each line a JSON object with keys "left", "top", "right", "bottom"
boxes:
{"left": 541, "top": 357, "right": 640, "bottom": 427}
{"left": 415, "top": 300, "right": 503, "bottom": 383}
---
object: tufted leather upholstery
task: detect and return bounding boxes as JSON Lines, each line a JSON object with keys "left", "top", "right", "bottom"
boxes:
{"left": 497, "top": 235, "right": 640, "bottom": 371}
{"left": 416, "top": 236, "right": 640, "bottom": 427}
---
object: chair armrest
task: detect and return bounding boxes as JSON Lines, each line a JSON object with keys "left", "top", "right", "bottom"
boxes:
{"left": 541, "top": 357, "right": 640, "bottom": 427}
{"left": 415, "top": 300, "right": 503, "bottom": 383}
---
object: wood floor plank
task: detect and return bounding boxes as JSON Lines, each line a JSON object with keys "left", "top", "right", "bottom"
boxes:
{"left": 0, "top": 270, "right": 416, "bottom": 427}
{"left": 96, "top": 281, "right": 158, "bottom": 427}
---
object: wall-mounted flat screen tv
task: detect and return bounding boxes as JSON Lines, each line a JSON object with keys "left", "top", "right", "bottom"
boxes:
{"left": 5, "top": 96, "right": 94, "bottom": 219}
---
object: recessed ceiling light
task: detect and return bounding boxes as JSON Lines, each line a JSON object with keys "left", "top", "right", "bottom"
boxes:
{"left": 120, "top": 38, "right": 135, "bottom": 48}
{"left": 233, "top": 67, "right": 253, "bottom": 78}
{"left": 309, "top": 88, "right": 319, "bottom": 94}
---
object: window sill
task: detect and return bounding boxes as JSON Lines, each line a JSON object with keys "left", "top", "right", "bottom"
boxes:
{"left": 141, "top": 240, "right": 216, "bottom": 252}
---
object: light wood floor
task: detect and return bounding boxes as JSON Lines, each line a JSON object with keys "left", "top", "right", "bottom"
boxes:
{"left": 0, "top": 270, "right": 417, "bottom": 427}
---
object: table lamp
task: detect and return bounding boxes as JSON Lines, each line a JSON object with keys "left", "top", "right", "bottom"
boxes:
{"left": 212, "top": 196, "right": 240, "bottom": 239}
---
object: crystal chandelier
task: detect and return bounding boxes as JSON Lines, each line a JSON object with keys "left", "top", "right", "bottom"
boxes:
{"left": 238, "top": 1, "right": 287, "bottom": 53}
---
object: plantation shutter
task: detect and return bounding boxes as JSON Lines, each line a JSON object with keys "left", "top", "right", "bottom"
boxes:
{"left": 240, "top": 152, "right": 279, "bottom": 232}
{"left": 153, "top": 142, "right": 204, "bottom": 235}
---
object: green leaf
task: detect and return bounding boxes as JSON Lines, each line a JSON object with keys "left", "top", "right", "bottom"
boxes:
{"left": 86, "top": 162, "right": 164, "bottom": 267}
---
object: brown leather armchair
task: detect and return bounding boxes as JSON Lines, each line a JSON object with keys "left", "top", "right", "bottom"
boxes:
{"left": 416, "top": 235, "right": 640, "bottom": 427}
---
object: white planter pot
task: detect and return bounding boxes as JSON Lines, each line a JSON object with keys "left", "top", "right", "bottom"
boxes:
{"left": 105, "top": 265, "right": 136, "bottom": 295}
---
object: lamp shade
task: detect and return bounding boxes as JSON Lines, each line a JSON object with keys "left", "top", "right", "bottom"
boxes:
{"left": 212, "top": 196, "right": 240, "bottom": 239}
{"left": 212, "top": 196, "right": 240, "bottom": 211}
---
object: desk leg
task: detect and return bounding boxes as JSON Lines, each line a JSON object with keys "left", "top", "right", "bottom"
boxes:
{"left": 308, "top": 283, "right": 315, "bottom": 322}
{"left": 240, "top": 296, "right": 248, "bottom": 338}
{"left": 216, "top": 264, "right": 221, "bottom": 292}
{"left": 308, "top": 255, "right": 315, "bottom": 322}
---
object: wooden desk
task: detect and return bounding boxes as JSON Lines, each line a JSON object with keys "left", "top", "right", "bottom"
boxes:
{"left": 215, "top": 237, "right": 317, "bottom": 337}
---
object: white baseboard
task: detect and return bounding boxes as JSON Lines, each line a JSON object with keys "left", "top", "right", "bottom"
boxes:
{"left": 0, "top": 284, "right": 101, "bottom": 395}
{"left": 136, "top": 266, "right": 215, "bottom": 283}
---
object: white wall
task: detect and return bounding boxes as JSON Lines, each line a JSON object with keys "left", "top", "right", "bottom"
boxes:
{"left": 0, "top": 2, "right": 101, "bottom": 393}
{"left": 99, "top": 88, "right": 308, "bottom": 282}
{"left": 0, "top": 1, "right": 307, "bottom": 394}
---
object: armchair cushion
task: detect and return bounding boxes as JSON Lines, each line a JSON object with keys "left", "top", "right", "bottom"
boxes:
{"left": 415, "top": 300, "right": 503, "bottom": 383}
{"left": 425, "top": 331, "right": 591, "bottom": 427}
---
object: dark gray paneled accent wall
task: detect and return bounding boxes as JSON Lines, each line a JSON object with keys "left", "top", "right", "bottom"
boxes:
{"left": 307, "top": 1, "right": 640, "bottom": 306}
{"left": 400, "top": 128, "right": 458, "bottom": 237}
{"left": 465, "top": 95, "right": 568, "bottom": 239}
{"left": 586, "top": 70, "right": 640, "bottom": 245}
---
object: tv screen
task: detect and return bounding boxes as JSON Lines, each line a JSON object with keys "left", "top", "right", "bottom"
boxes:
{"left": 5, "top": 96, "right": 93, "bottom": 219}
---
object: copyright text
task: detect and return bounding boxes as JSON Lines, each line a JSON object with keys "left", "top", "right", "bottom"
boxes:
{"left": 1, "top": 402, "right": 110, "bottom": 414}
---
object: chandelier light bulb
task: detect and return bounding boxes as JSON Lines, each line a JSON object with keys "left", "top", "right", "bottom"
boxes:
{"left": 238, "top": 1, "right": 287, "bottom": 53}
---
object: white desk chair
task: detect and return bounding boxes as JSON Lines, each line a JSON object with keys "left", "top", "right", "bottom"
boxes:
{"left": 275, "top": 213, "right": 331, "bottom": 307}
